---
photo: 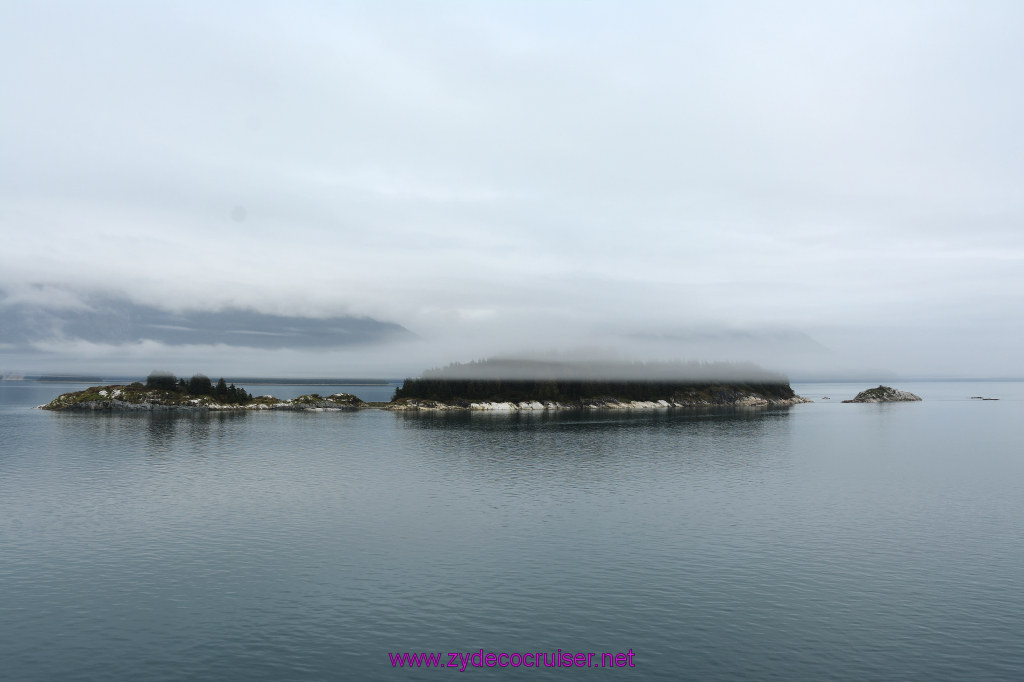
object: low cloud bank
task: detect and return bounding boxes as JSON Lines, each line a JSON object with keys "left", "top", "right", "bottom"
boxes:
{"left": 419, "top": 357, "right": 790, "bottom": 383}
{"left": 0, "top": 288, "right": 412, "bottom": 350}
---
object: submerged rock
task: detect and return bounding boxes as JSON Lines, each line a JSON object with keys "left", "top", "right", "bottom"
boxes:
{"left": 842, "top": 385, "right": 922, "bottom": 403}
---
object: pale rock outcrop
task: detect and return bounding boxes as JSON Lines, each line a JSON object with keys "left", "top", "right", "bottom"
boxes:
{"left": 842, "top": 386, "right": 922, "bottom": 403}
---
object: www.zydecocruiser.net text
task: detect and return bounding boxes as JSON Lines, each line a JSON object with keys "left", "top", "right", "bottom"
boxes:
{"left": 389, "top": 649, "right": 636, "bottom": 671}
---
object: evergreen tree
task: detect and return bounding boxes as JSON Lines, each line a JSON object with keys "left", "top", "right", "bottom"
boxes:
{"left": 146, "top": 371, "right": 177, "bottom": 391}
{"left": 188, "top": 374, "right": 213, "bottom": 395}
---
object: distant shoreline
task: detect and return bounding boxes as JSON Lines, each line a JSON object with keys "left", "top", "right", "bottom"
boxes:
{"left": 6, "top": 376, "right": 395, "bottom": 386}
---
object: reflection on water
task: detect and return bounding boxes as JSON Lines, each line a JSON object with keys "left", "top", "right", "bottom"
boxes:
{"left": 43, "top": 409, "right": 255, "bottom": 450}
{"left": 2, "top": 383, "right": 1023, "bottom": 681}
{"left": 395, "top": 407, "right": 796, "bottom": 480}
{"left": 144, "top": 411, "right": 252, "bottom": 447}
{"left": 394, "top": 405, "right": 797, "bottom": 429}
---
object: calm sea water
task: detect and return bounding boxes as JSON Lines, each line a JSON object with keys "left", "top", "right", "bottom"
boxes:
{"left": 1, "top": 380, "right": 1022, "bottom": 681}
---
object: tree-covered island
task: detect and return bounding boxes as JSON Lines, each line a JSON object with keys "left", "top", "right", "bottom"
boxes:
{"left": 389, "top": 359, "right": 809, "bottom": 409}
{"left": 39, "top": 371, "right": 364, "bottom": 411}
{"left": 39, "top": 360, "right": 811, "bottom": 411}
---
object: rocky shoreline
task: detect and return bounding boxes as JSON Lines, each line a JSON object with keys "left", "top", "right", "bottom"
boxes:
{"left": 38, "top": 386, "right": 366, "bottom": 412}
{"left": 386, "top": 395, "right": 812, "bottom": 411}
{"left": 39, "top": 385, "right": 811, "bottom": 412}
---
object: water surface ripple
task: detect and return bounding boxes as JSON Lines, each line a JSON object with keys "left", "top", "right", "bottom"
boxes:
{"left": 1, "top": 381, "right": 1022, "bottom": 680}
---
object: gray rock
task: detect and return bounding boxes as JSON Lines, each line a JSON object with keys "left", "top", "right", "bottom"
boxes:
{"left": 842, "top": 385, "right": 922, "bottom": 403}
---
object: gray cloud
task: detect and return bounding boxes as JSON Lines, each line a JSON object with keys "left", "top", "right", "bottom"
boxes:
{"left": 2, "top": 1, "right": 1023, "bottom": 378}
{"left": 0, "top": 288, "right": 410, "bottom": 349}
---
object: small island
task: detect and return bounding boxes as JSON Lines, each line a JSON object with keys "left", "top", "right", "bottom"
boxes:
{"left": 842, "top": 385, "right": 922, "bottom": 403}
{"left": 40, "top": 361, "right": 811, "bottom": 412}
{"left": 39, "top": 372, "right": 365, "bottom": 412}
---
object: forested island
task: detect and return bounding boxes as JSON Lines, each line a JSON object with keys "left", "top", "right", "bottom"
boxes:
{"left": 390, "top": 359, "right": 807, "bottom": 408}
{"left": 40, "top": 371, "right": 363, "bottom": 411}
{"left": 40, "top": 361, "right": 811, "bottom": 411}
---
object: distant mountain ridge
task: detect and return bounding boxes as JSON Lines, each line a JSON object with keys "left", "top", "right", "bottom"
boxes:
{"left": 0, "top": 289, "right": 412, "bottom": 350}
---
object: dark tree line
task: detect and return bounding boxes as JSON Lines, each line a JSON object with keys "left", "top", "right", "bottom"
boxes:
{"left": 393, "top": 358, "right": 796, "bottom": 403}
{"left": 146, "top": 371, "right": 252, "bottom": 404}
{"left": 393, "top": 377, "right": 796, "bottom": 403}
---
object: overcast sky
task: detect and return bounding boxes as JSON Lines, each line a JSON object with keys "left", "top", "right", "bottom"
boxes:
{"left": 2, "top": 1, "right": 1023, "bottom": 379}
